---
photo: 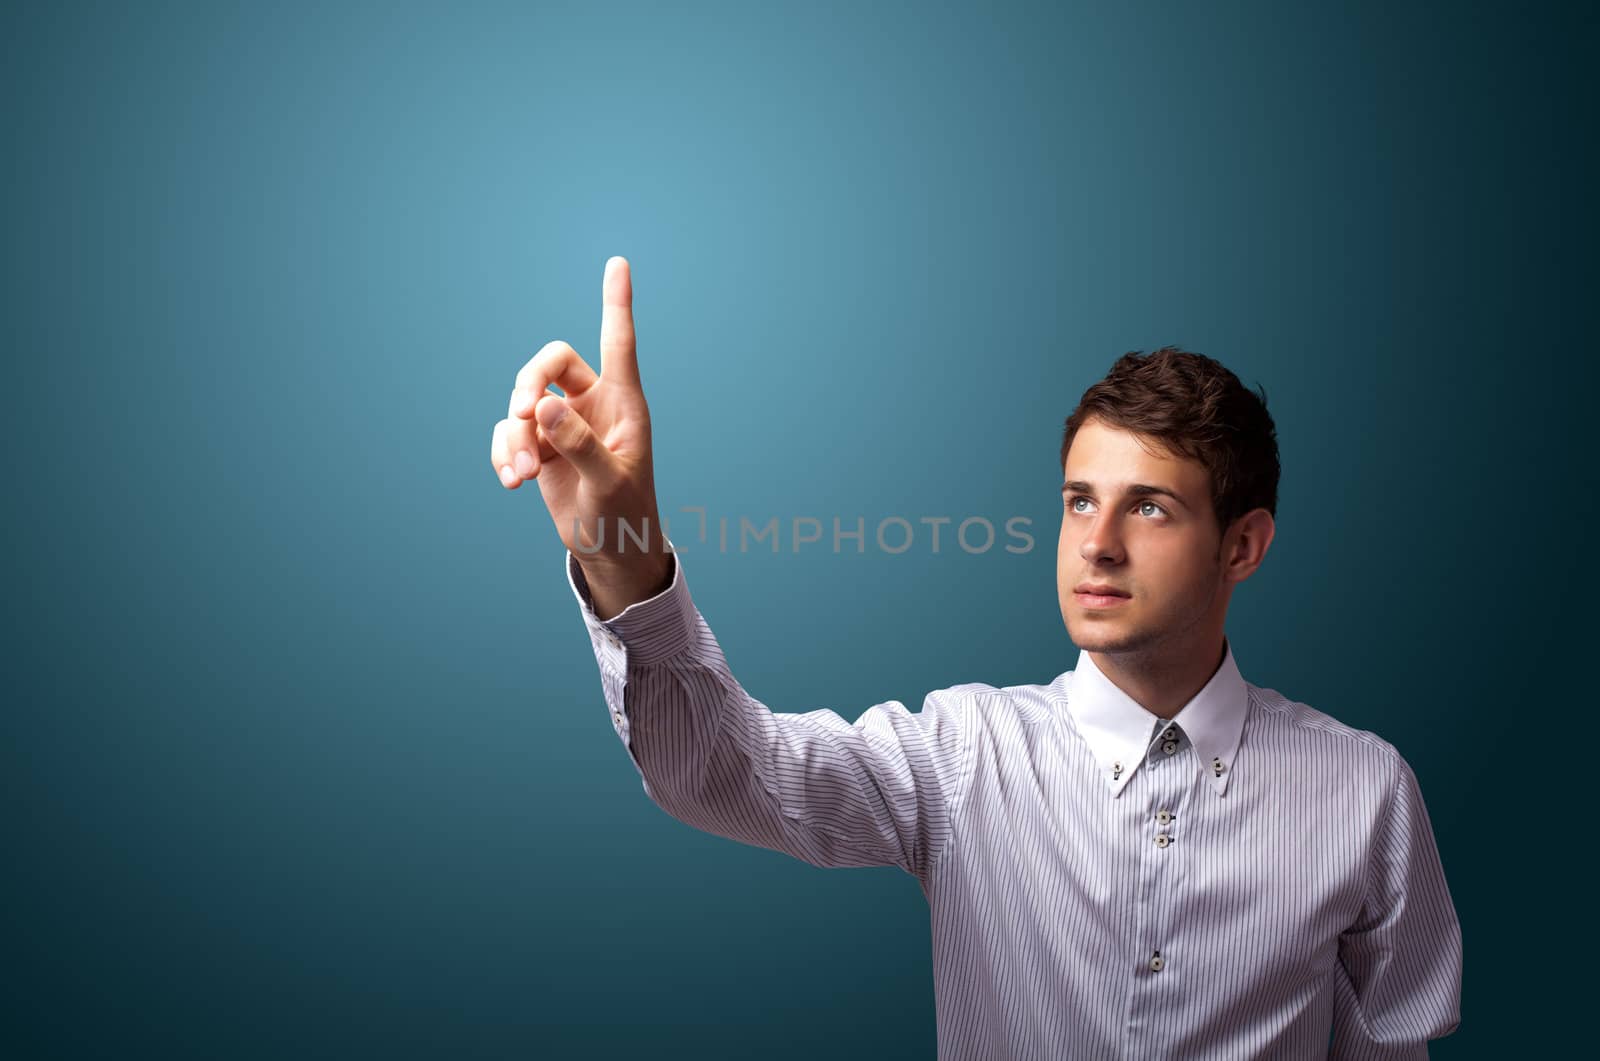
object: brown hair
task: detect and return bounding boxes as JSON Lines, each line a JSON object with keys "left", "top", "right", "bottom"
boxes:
{"left": 1059, "top": 347, "right": 1279, "bottom": 533}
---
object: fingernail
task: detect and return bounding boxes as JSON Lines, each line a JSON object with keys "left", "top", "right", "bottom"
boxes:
{"left": 499, "top": 465, "right": 517, "bottom": 487}
{"left": 514, "top": 450, "right": 536, "bottom": 478}
{"left": 536, "top": 396, "right": 568, "bottom": 429}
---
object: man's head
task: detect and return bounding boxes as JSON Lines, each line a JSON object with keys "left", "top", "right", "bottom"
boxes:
{"left": 1057, "top": 347, "right": 1278, "bottom": 662}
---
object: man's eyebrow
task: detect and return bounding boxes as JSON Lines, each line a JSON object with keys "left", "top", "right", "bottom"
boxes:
{"left": 1061, "top": 479, "right": 1191, "bottom": 512}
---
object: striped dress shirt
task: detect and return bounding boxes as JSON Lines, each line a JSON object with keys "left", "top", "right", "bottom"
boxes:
{"left": 567, "top": 545, "right": 1463, "bottom": 1059}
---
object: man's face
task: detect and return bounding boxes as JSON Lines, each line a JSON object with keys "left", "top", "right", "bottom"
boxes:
{"left": 1057, "top": 417, "right": 1229, "bottom": 656}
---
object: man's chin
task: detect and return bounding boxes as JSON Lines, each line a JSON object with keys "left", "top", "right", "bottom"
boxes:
{"left": 1066, "top": 622, "right": 1152, "bottom": 654}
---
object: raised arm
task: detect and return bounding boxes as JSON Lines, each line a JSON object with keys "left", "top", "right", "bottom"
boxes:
{"left": 490, "top": 257, "right": 975, "bottom": 882}
{"left": 565, "top": 543, "right": 975, "bottom": 882}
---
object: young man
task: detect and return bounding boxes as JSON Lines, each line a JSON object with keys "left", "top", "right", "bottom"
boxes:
{"left": 490, "top": 257, "right": 1463, "bottom": 1058}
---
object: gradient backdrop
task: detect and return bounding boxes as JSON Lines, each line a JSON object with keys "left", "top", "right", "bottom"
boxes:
{"left": 5, "top": 0, "right": 1591, "bottom": 1057}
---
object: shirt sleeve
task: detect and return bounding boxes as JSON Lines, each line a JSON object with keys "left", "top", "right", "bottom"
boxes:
{"left": 566, "top": 544, "right": 975, "bottom": 884}
{"left": 1329, "top": 747, "right": 1464, "bottom": 1058}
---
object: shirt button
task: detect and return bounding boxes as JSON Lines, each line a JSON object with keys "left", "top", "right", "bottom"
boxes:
{"left": 1162, "top": 727, "right": 1178, "bottom": 741}
{"left": 1157, "top": 810, "right": 1173, "bottom": 824}
{"left": 1149, "top": 951, "right": 1164, "bottom": 972}
{"left": 1162, "top": 740, "right": 1178, "bottom": 755}
{"left": 1213, "top": 757, "right": 1226, "bottom": 775}
{"left": 1155, "top": 833, "right": 1171, "bottom": 848}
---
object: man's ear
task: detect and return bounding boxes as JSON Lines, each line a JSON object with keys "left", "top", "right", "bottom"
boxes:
{"left": 1224, "top": 508, "right": 1275, "bottom": 585}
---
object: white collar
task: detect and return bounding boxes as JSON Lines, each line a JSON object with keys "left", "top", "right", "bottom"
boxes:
{"left": 1054, "top": 638, "right": 1250, "bottom": 798}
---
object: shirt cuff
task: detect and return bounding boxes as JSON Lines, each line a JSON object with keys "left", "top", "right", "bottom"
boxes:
{"left": 565, "top": 538, "right": 698, "bottom": 669}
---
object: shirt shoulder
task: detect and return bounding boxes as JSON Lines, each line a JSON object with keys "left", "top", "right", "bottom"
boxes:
{"left": 1245, "top": 682, "right": 1404, "bottom": 777}
{"left": 914, "top": 680, "right": 1037, "bottom": 726}
{"left": 924, "top": 680, "right": 1011, "bottom": 711}
{"left": 991, "top": 677, "right": 1064, "bottom": 725}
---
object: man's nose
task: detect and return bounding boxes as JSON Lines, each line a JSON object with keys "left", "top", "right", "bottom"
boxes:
{"left": 1078, "top": 514, "right": 1125, "bottom": 564}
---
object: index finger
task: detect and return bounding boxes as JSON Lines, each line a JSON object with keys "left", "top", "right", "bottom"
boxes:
{"left": 599, "top": 256, "right": 640, "bottom": 390}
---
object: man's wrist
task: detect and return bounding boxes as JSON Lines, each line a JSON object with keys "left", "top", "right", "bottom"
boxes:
{"left": 580, "top": 551, "right": 676, "bottom": 622}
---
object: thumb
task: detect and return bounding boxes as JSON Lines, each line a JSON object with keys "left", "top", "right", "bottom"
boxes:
{"left": 535, "top": 395, "right": 620, "bottom": 486}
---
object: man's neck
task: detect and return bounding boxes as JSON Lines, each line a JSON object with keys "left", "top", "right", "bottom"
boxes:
{"left": 1088, "top": 636, "right": 1228, "bottom": 720}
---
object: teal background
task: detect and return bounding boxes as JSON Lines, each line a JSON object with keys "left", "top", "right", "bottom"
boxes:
{"left": 4, "top": 0, "right": 1590, "bottom": 1056}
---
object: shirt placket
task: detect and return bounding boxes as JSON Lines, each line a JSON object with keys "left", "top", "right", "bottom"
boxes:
{"left": 1121, "top": 721, "right": 1192, "bottom": 1058}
